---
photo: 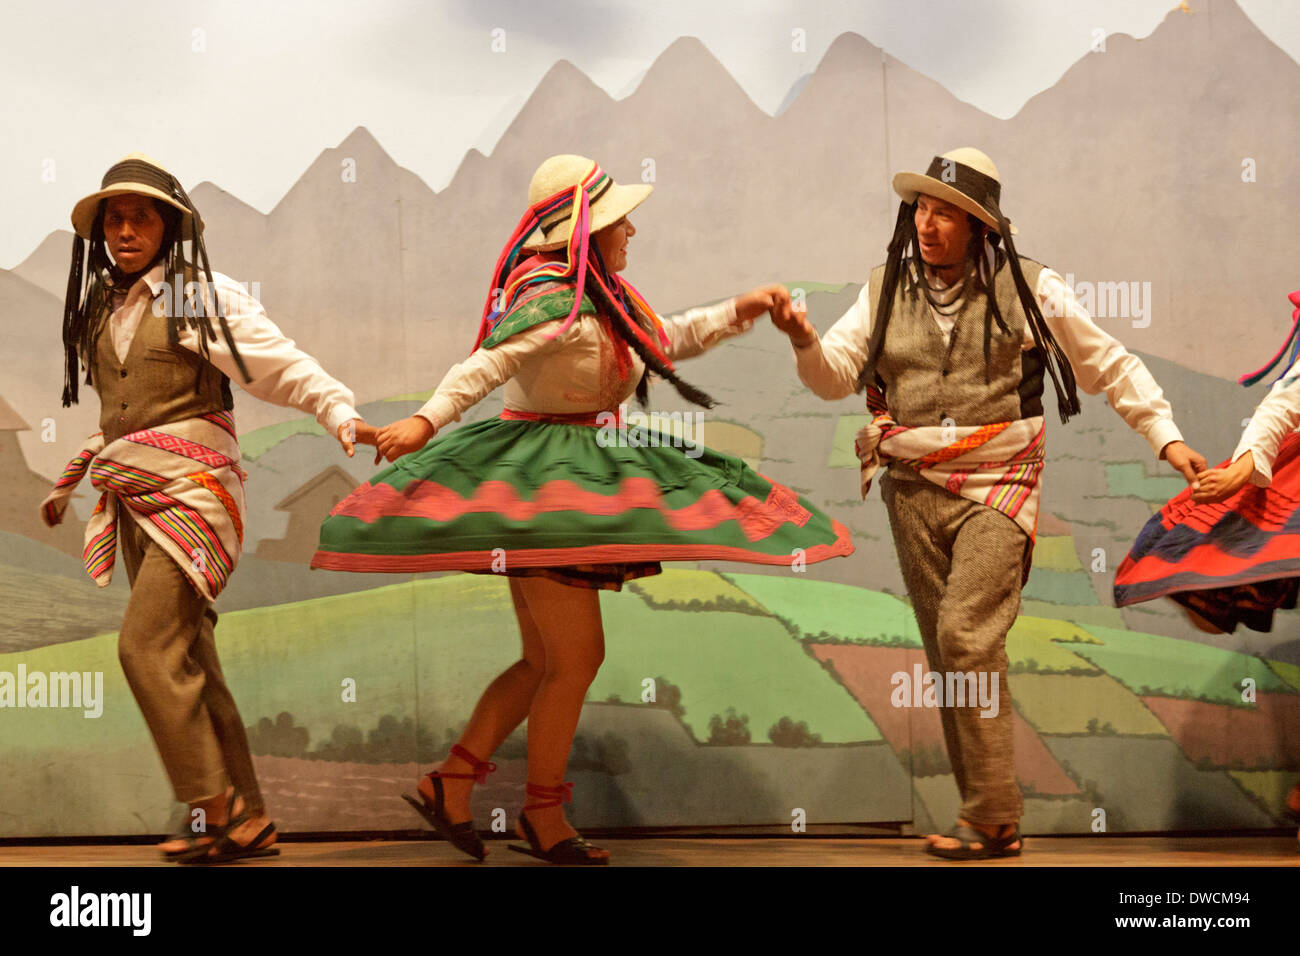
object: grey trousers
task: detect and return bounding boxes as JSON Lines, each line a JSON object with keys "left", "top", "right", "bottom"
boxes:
{"left": 881, "top": 469, "right": 1027, "bottom": 826}
{"left": 117, "top": 510, "right": 265, "bottom": 812}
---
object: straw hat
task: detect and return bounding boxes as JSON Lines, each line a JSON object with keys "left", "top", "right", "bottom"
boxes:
{"left": 522, "top": 155, "right": 652, "bottom": 251}
{"left": 70, "top": 152, "right": 198, "bottom": 239}
{"left": 892, "top": 147, "right": 1016, "bottom": 235}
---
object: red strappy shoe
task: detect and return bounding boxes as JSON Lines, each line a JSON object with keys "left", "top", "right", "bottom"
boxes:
{"left": 508, "top": 781, "right": 609, "bottom": 866}
{"left": 402, "top": 744, "right": 496, "bottom": 861}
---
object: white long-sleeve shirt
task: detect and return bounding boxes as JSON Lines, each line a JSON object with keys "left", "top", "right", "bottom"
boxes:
{"left": 416, "top": 299, "right": 745, "bottom": 430}
{"left": 1233, "top": 371, "right": 1300, "bottom": 486}
{"left": 105, "top": 263, "right": 360, "bottom": 436}
{"left": 792, "top": 266, "right": 1184, "bottom": 458}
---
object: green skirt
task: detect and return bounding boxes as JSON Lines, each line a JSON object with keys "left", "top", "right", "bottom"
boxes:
{"left": 312, "top": 415, "right": 853, "bottom": 587}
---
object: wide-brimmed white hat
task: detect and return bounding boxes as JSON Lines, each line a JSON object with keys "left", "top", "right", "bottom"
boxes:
{"left": 892, "top": 147, "right": 1016, "bottom": 235}
{"left": 522, "top": 154, "right": 652, "bottom": 251}
{"left": 70, "top": 152, "right": 199, "bottom": 239}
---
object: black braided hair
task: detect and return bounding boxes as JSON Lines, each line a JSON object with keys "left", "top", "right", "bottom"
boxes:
{"left": 860, "top": 200, "right": 916, "bottom": 390}
{"left": 61, "top": 202, "right": 175, "bottom": 405}
{"left": 994, "top": 209, "right": 1081, "bottom": 423}
{"left": 60, "top": 232, "right": 88, "bottom": 407}
{"left": 168, "top": 177, "right": 250, "bottom": 389}
{"left": 60, "top": 166, "right": 251, "bottom": 407}
{"left": 961, "top": 217, "right": 1012, "bottom": 385}
{"left": 582, "top": 243, "right": 716, "bottom": 410}
{"left": 861, "top": 198, "right": 1081, "bottom": 422}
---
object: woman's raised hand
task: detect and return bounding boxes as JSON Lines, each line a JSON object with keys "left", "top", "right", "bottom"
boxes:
{"left": 733, "top": 284, "right": 815, "bottom": 346}
{"left": 374, "top": 416, "right": 436, "bottom": 464}
{"left": 766, "top": 286, "right": 816, "bottom": 348}
{"left": 733, "top": 284, "right": 782, "bottom": 324}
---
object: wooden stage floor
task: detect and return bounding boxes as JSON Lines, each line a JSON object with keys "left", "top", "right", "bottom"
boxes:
{"left": 4, "top": 834, "right": 1297, "bottom": 867}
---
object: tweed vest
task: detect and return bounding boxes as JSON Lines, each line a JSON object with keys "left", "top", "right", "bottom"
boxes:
{"left": 88, "top": 286, "right": 231, "bottom": 444}
{"left": 869, "top": 256, "right": 1046, "bottom": 428}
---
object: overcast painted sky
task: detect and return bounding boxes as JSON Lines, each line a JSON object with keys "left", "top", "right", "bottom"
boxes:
{"left": 2, "top": 0, "right": 1297, "bottom": 267}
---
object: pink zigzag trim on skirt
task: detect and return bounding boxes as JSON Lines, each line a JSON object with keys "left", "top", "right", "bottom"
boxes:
{"left": 313, "top": 520, "right": 856, "bottom": 573}
{"left": 330, "top": 477, "right": 813, "bottom": 544}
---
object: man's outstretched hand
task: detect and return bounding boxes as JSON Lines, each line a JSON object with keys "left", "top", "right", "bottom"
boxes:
{"left": 337, "top": 418, "right": 378, "bottom": 458}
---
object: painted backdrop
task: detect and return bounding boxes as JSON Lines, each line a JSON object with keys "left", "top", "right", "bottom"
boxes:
{"left": 1, "top": 0, "right": 1297, "bottom": 837}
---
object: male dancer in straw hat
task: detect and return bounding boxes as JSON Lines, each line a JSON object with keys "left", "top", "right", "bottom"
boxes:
{"left": 41, "top": 152, "right": 373, "bottom": 863}
{"left": 772, "top": 147, "right": 1205, "bottom": 858}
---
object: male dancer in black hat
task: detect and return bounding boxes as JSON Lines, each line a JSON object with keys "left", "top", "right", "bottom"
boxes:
{"left": 772, "top": 147, "right": 1204, "bottom": 858}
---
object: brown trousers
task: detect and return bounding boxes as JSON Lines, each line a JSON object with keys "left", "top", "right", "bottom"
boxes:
{"left": 881, "top": 470, "right": 1027, "bottom": 826}
{"left": 117, "top": 510, "right": 264, "bottom": 812}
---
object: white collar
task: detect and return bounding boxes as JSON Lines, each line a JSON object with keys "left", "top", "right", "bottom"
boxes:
{"left": 142, "top": 262, "right": 167, "bottom": 297}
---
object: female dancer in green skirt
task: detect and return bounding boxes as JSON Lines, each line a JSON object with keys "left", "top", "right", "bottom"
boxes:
{"left": 314, "top": 154, "right": 854, "bottom": 863}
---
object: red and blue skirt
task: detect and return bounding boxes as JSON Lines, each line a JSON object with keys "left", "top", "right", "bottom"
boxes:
{"left": 1113, "top": 434, "right": 1300, "bottom": 632}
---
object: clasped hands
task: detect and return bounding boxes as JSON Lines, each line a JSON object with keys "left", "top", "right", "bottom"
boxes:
{"left": 735, "top": 284, "right": 816, "bottom": 347}
{"left": 1188, "top": 449, "right": 1255, "bottom": 504}
{"left": 1165, "top": 444, "right": 1260, "bottom": 504}
{"left": 335, "top": 417, "right": 434, "bottom": 464}
{"left": 339, "top": 287, "right": 1226, "bottom": 492}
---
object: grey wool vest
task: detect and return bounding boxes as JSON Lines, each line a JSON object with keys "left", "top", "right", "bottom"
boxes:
{"left": 868, "top": 257, "right": 1047, "bottom": 427}
{"left": 89, "top": 295, "right": 231, "bottom": 444}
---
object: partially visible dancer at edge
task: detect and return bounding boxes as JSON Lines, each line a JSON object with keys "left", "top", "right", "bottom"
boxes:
{"left": 1115, "top": 288, "right": 1300, "bottom": 847}
{"left": 772, "top": 147, "right": 1204, "bottom": 860}
{"left": 313, "top": 154, "right": 854, "bottom": 865}
{"left": 42, "top": 152, "right": 373, "bottom": 864}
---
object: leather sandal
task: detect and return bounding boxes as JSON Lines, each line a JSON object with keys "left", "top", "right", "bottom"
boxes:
{"left": 180, "top": 821, "right": 280, "bottom": 865}
{"left": 508, "top": 782, "right": 609, "bottom": 866}
{"left": 402, "top": 744, "right": 496, "bottom": 861}
{"left": 926, "top": 822, "right": 1023, "bottom": 861}
{"left": 161, "top": 790, "right": 243, "bottom": 862}
{"left": 160, "top": 833, "right": 216, "bottom": 861}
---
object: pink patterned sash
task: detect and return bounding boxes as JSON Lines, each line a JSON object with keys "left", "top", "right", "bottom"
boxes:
{"left": 39, "top": 411, "right": 246, "bottom": 600}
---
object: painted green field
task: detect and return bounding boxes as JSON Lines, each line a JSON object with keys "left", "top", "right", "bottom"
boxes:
{"left": 1006, "top": 617, "right": 1103, "bottom": 674}
{"left": 589, "top": 588, "right": 883, "bottom": 744}
{"left": 239, "top": 417, "right": 327, "bottom": 460}
{"left": 0, "top": 628, "right": 140, "bottom": 750}
{"left": 828, "top": 415, "right": 871, "bottom": 469}
{"left": 1072, "top": 625, "right": 1296, "bottom": 704}
{"left": 721, "top": 571, "right": 920, "bottom": 646}
{"left": 1229, "top": 770, "right": 1300, "bottom": 815}
{"left": 1265, "top": 658, "right": 1300, "bottom": 693}
{"left": 1020, "top": 601, "right": 1126, "bottom": 628}
{"left": 627, "top": 567, "right": 765, "bottom": 611}
{"left": 1032, "top": 536, "right": 1083, "bottom": 572}
{"left": 1022, "top": 568, "right": 1102, "bottom": 606}
{"left": 1010, "top": 673, "right": 1168, "bottom": 735}
{"left": 0, "top": 570, "right": 883, "bottom": 756}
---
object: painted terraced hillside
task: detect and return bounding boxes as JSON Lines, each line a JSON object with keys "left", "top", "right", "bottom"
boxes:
{"left": 0, "top": 566, "right": 1296, "bottom": 837}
